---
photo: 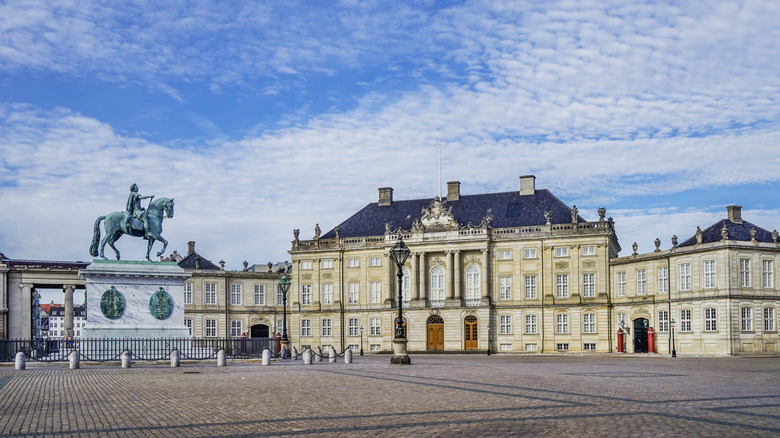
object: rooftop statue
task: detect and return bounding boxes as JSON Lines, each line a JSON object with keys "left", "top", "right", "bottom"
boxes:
{"left": 89, "top": 184, "right": 175, "bottom": 261}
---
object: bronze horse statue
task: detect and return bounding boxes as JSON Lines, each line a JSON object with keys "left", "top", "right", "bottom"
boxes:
{"left": 89, "top": 197, "right": 175, "bottom": 261}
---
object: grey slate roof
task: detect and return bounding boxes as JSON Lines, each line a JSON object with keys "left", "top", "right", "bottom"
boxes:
{"left": 177, "top": 251, "right": 221, "bottom": 270}
{"left": 322, "top": 189, "right": 581, "bottom": 239}
{"left": 679, "top": 219, "right": 776, "bottom": 247}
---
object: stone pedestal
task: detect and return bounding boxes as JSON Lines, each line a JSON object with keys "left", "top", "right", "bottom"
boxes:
{"left": 79, "top": 260, "right": 190, "bottom": 339}
{"left": 391, "top": 337, "right": 411, "bottom": 365}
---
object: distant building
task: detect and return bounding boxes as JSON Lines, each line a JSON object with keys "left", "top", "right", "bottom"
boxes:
{"left": 45, "top": 303, "right": 86, "bottom": 338}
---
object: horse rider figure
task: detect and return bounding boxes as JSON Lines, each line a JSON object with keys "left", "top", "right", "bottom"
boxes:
{"left": 125, "top": 183, "right": 154, "bottom": 234}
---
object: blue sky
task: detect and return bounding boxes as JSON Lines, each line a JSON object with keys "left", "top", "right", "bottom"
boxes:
{"left": 1, "top": 0, "right": 779, "bottom": 276}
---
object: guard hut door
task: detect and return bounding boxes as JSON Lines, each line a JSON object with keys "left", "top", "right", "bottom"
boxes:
{"left": 634, "top": 318, "right": 649, "bottom": 353}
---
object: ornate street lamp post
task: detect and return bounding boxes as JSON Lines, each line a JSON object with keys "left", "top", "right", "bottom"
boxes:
{"left": 278, "top": 274, "right": 292, "bottom": 357}
{"left": 360, "top": 325, "right": 364, "bottom": 356}
{"left": 670, "top": 318, "right": 677, "bottom": 358}
{"left": 389, "top": 237, "right": 411, "bottom": 365}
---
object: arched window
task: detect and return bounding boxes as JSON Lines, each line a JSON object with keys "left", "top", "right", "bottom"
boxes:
{"left": 430, "top": 267, "right": 445, "bottom": 304}
{"left": 465, "top": 265, "right": 481, "bottom": 304}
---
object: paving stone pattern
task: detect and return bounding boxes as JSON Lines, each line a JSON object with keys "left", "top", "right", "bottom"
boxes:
{"left": 1, "top": 355, "right": 779, "bottom": 437}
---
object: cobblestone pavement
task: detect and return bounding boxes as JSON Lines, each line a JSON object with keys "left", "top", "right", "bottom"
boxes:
{"left": 1, "top": 354, "right": 779, "bottom": 437}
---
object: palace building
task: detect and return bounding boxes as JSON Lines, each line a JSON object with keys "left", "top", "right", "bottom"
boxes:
{"left": 285, "top": 176, "right": 779, "bottom": 355}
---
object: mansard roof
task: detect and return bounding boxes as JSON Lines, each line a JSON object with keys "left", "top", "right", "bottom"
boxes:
{"left": 177, "top": 251, "right": 221, "bottom": 270}
{"left": 322, "top": 189, "right": 582, "bottom": 239}
{"left": 679, "top": 218, "right": 777, "bottom": 247}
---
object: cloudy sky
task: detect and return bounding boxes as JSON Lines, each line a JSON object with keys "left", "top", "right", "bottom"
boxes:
{"left": 1, "top": 0, "right": 779, "bottom": 272}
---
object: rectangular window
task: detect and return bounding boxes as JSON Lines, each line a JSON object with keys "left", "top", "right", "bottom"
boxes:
{"left": 556, "top": 274, "right": 568, "bottom": 298}
{"left": 583, "top": 343, "right": 596, "bottom": 351}
{"left": 205, "top": 283, "right": 216, "bottom": 305}
{"left": 348, "top": 318, "right": 359, "bottom": 336}
{"left": 277, "top": 287, "right": 284, "bottom": 306}
{"left": 679, "top": 263, "right": 691, "bottom": 291}
{"left": 205, "top": 319, "right": 216, "bottom": 337}
{"left": 617, "top": 272, "right": 626, "bottom": 296}
{"left": 230, "top": 319, "right": 242, "bottom": 338}
{"left": 184, "top": 283, "right": 192, "bottom": 304}
{"left": 583, "top": 313, "right": 596, "bottom": 334}
{"left": 525, "top": 314, "right": 537, "bottom": 334}
{"left": 500, "top": 315, "right": 512, "bottom": 334}
{"left": 556, "top": 314, "right": 569, "bottom": 334}
{"left": 763, "top": 260, "right": 774, "bottom": 288}
{"left": 322, "top": 318, "right": 332, "bottom": 337}
{"left": 254, "top": 285, "right": 265, "bottom": 306}
{"left": 704, "top": 308, "right": 717, "bottom": 331}
{"left": 301, "top": 260, "right": 312, "bottom": 270}
{"left": 525, "top": 343, "right": 537, "bottom": 351}
{"left": 499, "top": 276, "right": 512, "bottom": 300}
{"left": 555, "top": 247, "right": 569, "bottom": 257}
{"left": 764, "top": 307, "right": 775, "bottom": 332}
{"left": 348, "top": 283, "right": 359, "bottom": 304}
{"left": 658, "top": 267, "right": 668, "bottom": 294}
{"left": 321, "top": 283, "right": 333, "bottom": 305}
{"left": 499, "top": 343, "right": 512, "bottom": 351}
{"left": 582, "top": 246, "right": 595, "bottom": 256}
{"left": 524, "top": 248, "right": 537, "bottom": 259}
{"left": 740, "top": 258, "right": 751, "bottom": 287}
{"left": 617, "top": 312, "right": 626, "bottom": 327}
{"left": 741, "top": 307, "right": 753, "bottom": 331}
{"left": 348, "top": 258, "right": 359, "bottom": 268}
{"left": 369, "top": 344, "right": 380, "bottom": 352}
{"left": 680, "top": 309, "right": 691, "bottom": 332}
{"left": 348, "top": 344, "right": 359, "bottom": 352}
{"left": 301, "top": 284, "right": 312, "bottom": 305}
{"left": 370, "top": 317, "right": 381, "bottom": 336}
{"left": 582, "top": 273, "right": 595, "bottom": 298}
{"left": 184, "top": 318, "right": 192, "bottom": 336}
{"left": 301, "top": 319, "right": 311, "bottom": 337}
{"left": 369, "top": 257, "right": 381, "bottom": 267}
{"left": 498, "top": 250, "right": 512, "bottom": 260}
{"left": 556, "top": 343, "right": 569, "bottom": 351}
{"left": 369, "top": 281, "right": 381, "bottom": 304}
{"left": 524, "top": 275, "right": 536, "bottom": 299}
{"left": 704, "top": 260, "right": 716, "bottom": 288}
{"left": 230, "top": 284, "right": 242, "bottom": 305}
{"left": 636, "top": 269, "right": 646, "bottom": 295}
{"left": 320, "top": 259, "right": 333, "bottom": 269}
{"left": 658, "top": 310, "right": 669, "bottom": 332}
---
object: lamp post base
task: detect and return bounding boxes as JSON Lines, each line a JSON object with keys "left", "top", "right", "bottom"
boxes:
{"left": 391, "top": 337, "right": 411, "bottom": 365}
{"left": 280, "top": 339, "right": 290, "bottom": 358}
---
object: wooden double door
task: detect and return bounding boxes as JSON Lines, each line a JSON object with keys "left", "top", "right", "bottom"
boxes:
{"left": 427, "top": 315, "right": 444, "bottom": 350}
{"left": 464, "top": 316, "right": 478, "bottom": 350}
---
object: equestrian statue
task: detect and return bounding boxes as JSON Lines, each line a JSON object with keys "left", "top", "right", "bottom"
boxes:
{"left": 89, "top": 184, "right": 175, "bottom": 261}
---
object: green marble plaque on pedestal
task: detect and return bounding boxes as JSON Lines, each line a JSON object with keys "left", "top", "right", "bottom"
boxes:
{"left": 149, "top": 288, "right": 173, "bottom": 320}
{"left": 100, "top": 286, "right": 125, "bottom": 319}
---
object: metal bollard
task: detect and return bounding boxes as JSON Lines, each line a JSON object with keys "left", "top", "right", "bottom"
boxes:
{"left": 217, "top": 349, "right": 227, "bottom": 367}
{"left": 170, "top": 349, "right": 180, "bottom": 368}
{"left": 303, "top": 348, "right": 312, "bottom": 365}
{"left": 14, "top": 352, "right": 25, "bottom": 370}
{"left": 314, "top": 347, "right": 323, "bottom": 362}
{"left": 344, "top": 348, "right": 353, "bottom": 364}
{"left": 69, "top": 350, "right": 80, "bottom": 370}
{"left": 121, "top": 350, "right": 131, "bottom": 368}
{"left": 329, "top": 348, "right": 336, "bottom": 363}
{"left": 292, "top": 347, "right": 299, "bottom": 360}
{"left": 262, "top": 348, "right": 271, "bottom": 366}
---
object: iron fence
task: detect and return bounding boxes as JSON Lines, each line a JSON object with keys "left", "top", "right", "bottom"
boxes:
{"left": 0, "top": 338, "right": 278, "bottom": 362}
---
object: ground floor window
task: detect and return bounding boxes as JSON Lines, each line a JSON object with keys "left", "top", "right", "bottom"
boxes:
{"left": 184, "top": 318, "right": 192, "bottom": 336}
{"left": 205, "top": 319, "right": 216, "bottom": 337}
{"left": 658, "top": 310, "right": 668, "bottom": 332}
{"left": 584, "top": 343, "right": 596, "bottom": 351}
{"left": 765, "top": 307, "right": 776, "bottom": 332}
{"left": 556, "top": 343, "right": 569, "bottom": 351}
{"left": 370, "top": 344, "right": 381, "bottom": 351}
{"left": 525, "top": 343, "right": 537, "bottom": 351}
{"left": 230, "top": 319, "right": 242, "bottom": 338}
{"left": 348, "top": 344, "right": 359, "bottom": 351}
{"left": 499, "top": 343, "right": 512, "bottom": 351}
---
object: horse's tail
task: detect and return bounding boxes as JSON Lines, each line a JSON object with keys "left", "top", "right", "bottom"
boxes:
{"left": 89, "top": 216, "right": 105, "bottom": 257}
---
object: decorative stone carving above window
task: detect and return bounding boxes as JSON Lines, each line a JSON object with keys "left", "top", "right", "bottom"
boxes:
{"left": 582, "top": 261, "right": 596, "bottom": 269}
{"left": 555, "top": 261, "right": 569, "bottom": 270}
{"left": 464, "top": 256, "right": 480, "bottom": 266}
{"left": 301, "top": 273, "right": 312, "bottom": 280}
{"left": 322, "top": 273, "right": 333, "bottom": 280}
{"left": 431, "top": 257, "right": 445, "bottom": 267}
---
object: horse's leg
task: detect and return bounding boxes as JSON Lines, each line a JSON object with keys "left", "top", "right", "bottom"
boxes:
{"left": 155, "top": 236, "right": 168, "bottom": 258}
{"left": 99, "top": 234, "right": 109, "bottom": 260}
{"left": 146, "top": 237, "right": 155, "bottom": 261}
{"left": 108, "top": 231, "right": 122, "bottom": 260}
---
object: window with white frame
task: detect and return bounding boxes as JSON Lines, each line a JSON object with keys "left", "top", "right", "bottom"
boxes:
{"left": 556, "top": 343, "right": 569, "bottom": 351}
{"left": 582, "top": 246, "right": 596, "bottom": 256}
{"left": 500, "top": 343, "right": 512, "bottom": 351}
{"left": 741, "top": 307, "right": 752, "bottom": 331}
{"left": 369, "top": 344, "right": 380, "bottom": 352}
{"left": 322, "top": 283, "right": 333, "bottom": 305}
{"left": 636, "top": 269, "right": 646, "bottom": 295}
{"left": 499, "top": 276, "right": 512, "bottom": 300}
{"left": 555, "top": 247, "right": 569, "bottom": 257}
{"left": 498, "top": 250, "right": 512, "bottom": 260}
{"left": 524, "top": 275, "right": 536, "bottom": 299}
{"left": 301, "top": 260, "right": 312, "bottom": 270}
{"left": 617, "top": 312, "right": 626, "bottom": 328}
{"left": 556, "top": 274, "right": 568, "bottom": 298}
{"left": 658, "top": 267, "right": 668, "bottom": 294}
{"left": 321, "top": 259, "right": 333, "bottom": 269}
{"left": 465, "top": 266, "right": 480, "bottom": 302}
{"left": 277, "top": 287, "right": 284, "bottom": 306}
{"left": 205, "top": 283, "right": 217, "bottom": 305}
{"left": 348, "top": 318, "right": 359, "bottom": 336}
{"left": 369, "top": 317, "right": 381, "bottom": 336}
{"left": 763, "top": 260, "right": 774, "bottom": 288}
{"left": 583, "top": 343, "right": 596, "bottom": 351}
{"left": 500, "top": 315, "right": 512, "bottom": 334}
{"left": 524, "top": 248, "right": 537, "bottom": 259}
{"left": 254, "top": 284, "right": 265, "bottom": 305}
{"left": 582, "top": 273, "right": 595, "bottom": 298}
{"left": 583, "top": 313, "right": 596, "bottom": 334}
{"left": 369, "top": 281, "right": 381, "bottom": 304}
{"left": 230, "top": 284, "right": 242, "bottom": 305}
{"left": 617, "top": 272, "right": 626, "bottom": 296}
{"left": 704, "top": 307, "right": 717, "bottom": 331}
{"left": 679, "top": 263, "right": 691, "bottom": 291}
{"left": 349, "top": 344, "right": 359, "bottom": 352}
{"left": 301, "top": 319, "right": 311, "bottom": 337}
{"left": 704, "top": 260, "right": 716, "bottom": 288}
{"left": 680, "top": 309, "right": 691, "bottom": 332}
{"left": 525, "top": 314, "right": 537, "bottom": 334}
{"left": 205, "top": 319, "right": 216, "bottom": 337}
{"left": 184, "top": 318, "right": 192, "bottom": 336}
{"left": 658, "top": 310, "right": 669, "bottom": 332}
{"left": 556, "top": 314, "right": 569, "bottom": 334}
{"left": 230, "top": 319, "right": 242, "bottom": 337}
{"left": 740, "top": 258, "right": 751, "bottom": 287}
{"left": 369, "top": 257, "right": 381, "bottom": 267}
{"left": 301, "top": 284, "right": 312, "bottom": 305}
{"left": 322, "top": 318, "right": 332, "bottom": 337}
{"left": 764, "top": 307, "right": 775, "bottom": 332}
{"left": 430, "top": 267, "right": 445, "bottom": 302}
{"left": 525, "top": 343, "right": 537, "bottom": 351}
{"left": 348, "top": 283, "right": 359, "bottom": 304}
{"left": 184, "top": 282, "right": 192, "bottom": 304}
{"left": 348, "top": 258, "right": 359, "bottom": 268}
{"left": 402, "top": 268, "right": 411, "bottom": 304}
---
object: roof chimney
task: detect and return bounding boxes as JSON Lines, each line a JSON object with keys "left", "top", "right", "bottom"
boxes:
{"left": 519, "top": 175, "right": 536, "bottom": 196}
{"left": 378, "top": 187, "right": 393, "bottom": 206}
{"left": 187, "top": 241, "right": 196, "bottom": 255}
{"left": 447, "top": 181, "right": 460, "bottom": 201}
{"left": 727, "top": 205, "right": 743, "bottom": 224}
